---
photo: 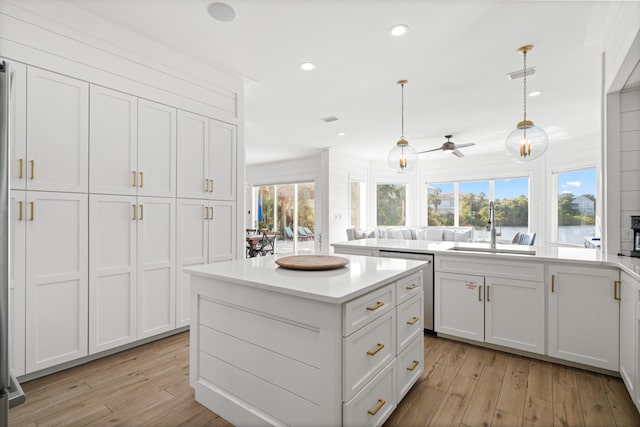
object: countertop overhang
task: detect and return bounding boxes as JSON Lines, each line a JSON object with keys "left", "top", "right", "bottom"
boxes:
{"left": 185, "top": 253, "right": 428, "bottom": 304}
{"left": 332, "top": 239, "right": 640, "bottom": 281}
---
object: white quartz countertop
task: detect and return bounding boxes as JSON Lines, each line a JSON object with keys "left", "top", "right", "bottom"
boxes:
{"left": 184, "top": 253, "right": 428, "bottom": 304}
{"left": 332, "top": 239, "right": 640, "bottom": 281}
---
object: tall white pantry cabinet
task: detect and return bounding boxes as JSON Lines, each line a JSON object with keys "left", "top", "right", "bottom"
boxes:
{"left": 6, "top": 59, "right": 239, "bottom": 376}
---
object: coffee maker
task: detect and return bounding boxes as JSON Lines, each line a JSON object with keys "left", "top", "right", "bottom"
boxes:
{"left": 632, "top": 216, "right": 640, "bottom": 258}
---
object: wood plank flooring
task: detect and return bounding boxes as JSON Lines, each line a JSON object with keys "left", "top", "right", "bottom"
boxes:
{"left": 10, "top": 332, "right": 640, "bottom": 426}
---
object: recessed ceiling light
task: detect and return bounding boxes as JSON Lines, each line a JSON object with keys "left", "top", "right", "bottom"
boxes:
{"left": 337, "top": 132, "right": 347, "bottom": 136}
{"left": 389, "top": 24, "right": 409, "bottom": 37}
{"left": 528, "top": 91, "right": 542, "bottom": 97}
{"left": 299, "top": 62, "right": 316, "bottom": 71}
{"left": 207, "top": 2, "right": 236, "bottom": 22}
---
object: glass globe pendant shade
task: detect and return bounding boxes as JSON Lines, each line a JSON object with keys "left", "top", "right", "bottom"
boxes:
{"left": 388, "top": 139, "right": 418, "bottom": 173}
{"left": 505, "top": 120, "right": 548, "bottom": 162}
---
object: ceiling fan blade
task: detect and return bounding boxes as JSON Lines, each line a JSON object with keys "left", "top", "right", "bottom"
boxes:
{"left": 454, "top": 143, "right": 476, "bottom": 148}
{"left": 417, "top": 147, "right": 443, "bottom": 154}
{"left": 452, "top": 149, "right": 465, "bottom": 158}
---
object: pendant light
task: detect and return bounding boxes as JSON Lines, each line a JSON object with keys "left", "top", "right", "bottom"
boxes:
{"left": 505, "top": 45, "right": 548, "bottom": 162}
{"left": 388, "top": 80, "right": 417, "bottom": 173}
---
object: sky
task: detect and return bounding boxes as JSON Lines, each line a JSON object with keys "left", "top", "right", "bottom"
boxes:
{"left": 557, "top": 169, "right": 596, "bottom": 197}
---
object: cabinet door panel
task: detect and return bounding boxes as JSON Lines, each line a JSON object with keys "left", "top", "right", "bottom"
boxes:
{"left": 177, "top": 199, "right": 209, "bottom": 327}
{"left": 138, "top": 100, "right": 176, "bottom": 197}
{"left": 26, "top": 67, "right": 88, "bottom": 192}
{"left": 25, "top": 192, "right": 88, "bottom": 372}
{"left": 208, "top": 119, "right": 236, "bottom": 200}
{"left": 209, "top": 200, "right": 235, "bottom": 262}
{"left": 620, "top": 272, "right": 637, "bottom": 400}
{"left": 548, "top": 265, "right": 619, "bottom": 370}
{"left": 177, "top": 111, "right": 208, "bottom": 199}
{"left": 137, "top": 197, "right": 175, "bottom": 338}
{"left": 9, "top": 191, "right": 26, "bottom": 375}
{"left": 485, "top": 277, "right": 545, "bottom": 354}
{"left": 89, "top": 195, "right": 137, "bottom": 354}
{"left": 2, "top": 58, "right": 27, "bottom": 190}
{"left": 434, "top": 272, "right": 484, "bottom": 341}
{"left": 89, "top": 86, "right": 137, "bottom": 195}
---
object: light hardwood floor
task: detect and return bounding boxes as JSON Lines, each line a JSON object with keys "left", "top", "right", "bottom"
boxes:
{"left": 10, "top": 332, "right": 640, "bottom": 426}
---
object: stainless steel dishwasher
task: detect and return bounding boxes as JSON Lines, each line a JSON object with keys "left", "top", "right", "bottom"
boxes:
{"left": 378, "top": 250, "right": 435, "bottom": 332}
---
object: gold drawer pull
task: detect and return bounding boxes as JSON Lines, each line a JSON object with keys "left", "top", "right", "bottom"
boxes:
{"left": 614, "top": 280, "right": 621, "bottom": 301}
{"left": 204, "top": 178, "right": 209, "bottom": 192}
{"left": 366, "top": 301, "right": 384, "bottom": 311}
{"left": 18, "top": 201, "right": 23, "bottom": 221}
{"left": 204, "top": 206, "right": 209, "bottom": 219}
{"left": 552, "top": 274, "right": 555, "bottom": 293}
{"left": 367, "top": 343, "right": 384, "bottom": 356}
{"left": 407, "top": 316, "right": 419, "bottom": 325}
{"left": 139, "top": 171, "right": 144, "bottom": 188}
{"left": 29, "top": 160, "right": 34, "bottom": 180}
{"left": 209, "top": 207, "right": 213, "bottom": 219}
{"left": 209, "top": 179, "right": 214, "bottom": 192}
{"left": 407, "top": 360, "right": 420, "bottom": 371}
{"left": 18, "top": 159, "right": 23, "bottom": 179}
{"left": 486, "top": 285, "right": 490, "bottom": 302}
{"left": 132, "top": 204, "right": 137, "bottom": 220}
{"left": 405, "top": 284, "right": 418, "bottom": 290}
{"left": 29, "top": 201, "right": 34, "bottom": 221}
{"left": 132, "top": 171, "right": 137, "bottom": 187}
{"left": 367, "top": 399, "right": 386, "bottom": 416}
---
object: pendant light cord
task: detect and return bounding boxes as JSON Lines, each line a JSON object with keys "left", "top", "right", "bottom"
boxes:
{"left": 523, "top": 50, "right": 527, "bottom": 123}
{"left": 400, "top": 82, "right": 405, "bottom": 139}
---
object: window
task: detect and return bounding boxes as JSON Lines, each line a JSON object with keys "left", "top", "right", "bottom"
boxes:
{"left": 427, "top": 183, "right": 454, "bottom": 226}
{"left": 426, "top": 177, "right": 530, "bottom": 242}
{"left": 350, "top": 179, "right": 366, "bottom": 228}
{"left": 377, "top": 183, "right": 407, "bottom": 226}
{"left": 555, "top": 168, "right": 596, "bottom": 245}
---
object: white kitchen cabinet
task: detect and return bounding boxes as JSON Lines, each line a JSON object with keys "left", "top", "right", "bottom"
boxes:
{"left": 137, "top": 197, "right": 176, "bottom": 339}
{"left": 208, "top": 119, "right": 236, "bottom": 200}
{"left": 177, "top": 113, "right": 237, "bottom": 201}
{"left": 89, "top": 86, "right": 138, "bottom": 196}
{"left": 137, "top": 99, "right": 177, "bottom": 198}
{"left": 176, "top": 199, "right": 235, "bottom": 327}
{"left": 26, "top": 67, "right": 88, "bottom": 193}
{"left": 9, "top": 191, "right": 26, "bottom": 376}
{"left": 435, "top": 272, "right": 484, "bottom": 341}
{"left": 1, "top": 58, "right": 27, "bottom": 191}
{"left": 25, "top": 192, "right": 88, "bottom": 373}
{"left": 636, "top": 287, "right": 640, "bottom": 411}
{"left": 620, "top": 271, "right": 638, "bottom": 407}
{"left": 89, "top": 194, "right": 137, "bottom": 354}
{"left": 484, "top": 276, "right": 545, "bottom": 354}
{"left": 548, "top": 264, "right": 620, "bottom": 371}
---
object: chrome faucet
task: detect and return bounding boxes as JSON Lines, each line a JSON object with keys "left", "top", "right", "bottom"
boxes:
{"left": 487, "top": 201, "right": 496, "bottom": 249}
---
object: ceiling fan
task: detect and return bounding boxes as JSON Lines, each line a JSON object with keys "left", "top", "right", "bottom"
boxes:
{"left": 418, "top": 135, "right": 476, "bottom": 158}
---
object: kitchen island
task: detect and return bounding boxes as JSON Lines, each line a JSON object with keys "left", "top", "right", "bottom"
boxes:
{"left": 185, "top": 254, "right": 428, "bottom": 426}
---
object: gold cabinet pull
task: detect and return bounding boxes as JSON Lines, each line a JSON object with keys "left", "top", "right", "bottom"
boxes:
{"left": 486, "top": 285, "right": 490, "bottom": 302}
{"left": 407, "top": 316, "right": 419, "bottom": 325}
{"left": 209, "top": 207, "right": 213, "bottom": 219}
{"left": 209, "top": 179, "right": 214, "bottom": 192}
{"left": 18, "top": 159, "right": 23, "bottom": 179}
{"left": 552, "top": 274, "right": 555, "bottom": 293}
{"left": 405, "top": 284, "right": 417, "bottom": 290}
{"left": 478, "top": 285, "right": 482, "bottom": 301}
{"left": 139, "top": 204, "right": 144, "bottom": 220}
{"left": 29, "top": 160, "right": 34, "bottom": 180}
{"left": 132, "top": 171, "right": 137, "bottom": 187}
{"left": 139, "top": 171, "right": 144, "bottom": 188}
{"left": 367, "top": 399, "right": 386, "bottom": 416}
{"left": 366, "top": 301, "right": 384, "bottom": 312}
{"left": 29, "top": 201, "right": 34, "bottom": 221}
{"left": 204, "top": 206, "right": 209, "bottom": 220}
{"left": 614, "top": 280, "right": 621, "bottom": 301}
{"left": 204, "top": 178, "right": 209, "bottom": 192}
{"left": 18, "top": 201, "right": 23, "bottom": 221}
{"left": 132, "top": 204, "right": 137, "bottom": 220}
{"left": 366, "top": 343, "right": 385, "bottom": 356}
{"left": 407, "top": 360, "right": 420, "bottom": 371}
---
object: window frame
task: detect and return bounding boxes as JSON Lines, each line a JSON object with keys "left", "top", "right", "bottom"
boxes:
{"left": 375, "top": 180, "right": 410, "bottom": 227}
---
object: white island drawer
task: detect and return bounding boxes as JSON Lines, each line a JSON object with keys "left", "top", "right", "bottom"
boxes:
{"left": 397, "top": 334, "right": 424, "bottom": 400}
{"left": 396, "top": 293, "right": 424, "bottom": 353}
{"left": 343, "top": 283, "right": 395, "bottom": 336}
{"left": 343, "top": 360, "right": 397, "bottom": 427}
{"left": 343, "top": 310, "right": 396, "bottom": 401}
{"left": 396, "top": 272, "right": 423, "bottom": 305}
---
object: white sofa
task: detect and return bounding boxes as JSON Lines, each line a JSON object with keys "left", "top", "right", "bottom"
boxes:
{"left": 345, "top": 226, "right": 474, "bottom": 242}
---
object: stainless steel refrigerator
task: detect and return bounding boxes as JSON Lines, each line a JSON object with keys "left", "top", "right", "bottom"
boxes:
{"left": 1, "top": 60, "right": 26, "bottom": 426}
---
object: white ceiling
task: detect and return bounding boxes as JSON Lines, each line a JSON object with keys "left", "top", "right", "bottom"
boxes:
{"left": 63, "top": 0, "right": 633, "bottom": 165}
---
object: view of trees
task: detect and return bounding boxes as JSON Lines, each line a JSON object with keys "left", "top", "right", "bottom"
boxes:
{"left": 558, "top": 192, "right": 595, "bottom": 225}
{"left": 377, "top": 184, "right": 406, "bottom": 226}
{"left": 427, "top": 187, "right": 453, "bottom": 226}
{"left": 255, "top": 183, "right": 315, "bottom": 231}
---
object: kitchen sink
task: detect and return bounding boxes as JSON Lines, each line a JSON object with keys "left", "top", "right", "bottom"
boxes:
{"left": 448, "top": 242, "right": 536, "bottom": 255}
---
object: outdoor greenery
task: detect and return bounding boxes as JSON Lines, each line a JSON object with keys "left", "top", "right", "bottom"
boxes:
{"left": 255, "top": 183, "right": 315, "bottom": 232}
{"left": 558, "top": 192, "right": 596, "bottom": 225}
{"left": 377, "top": 184, "right": 406, "bottom": 226}
{"left": 350, "top": 181, "right": 361, "bottom": 228}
